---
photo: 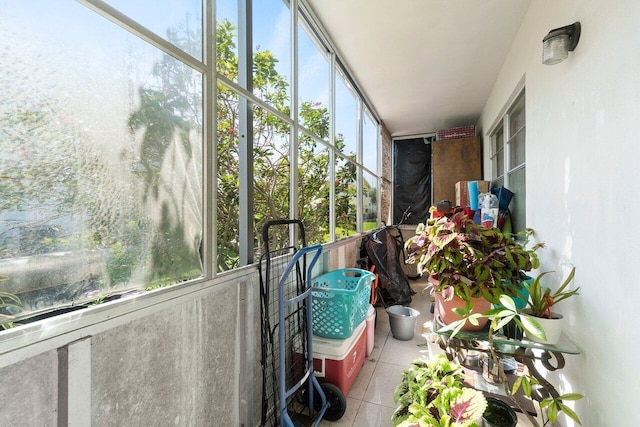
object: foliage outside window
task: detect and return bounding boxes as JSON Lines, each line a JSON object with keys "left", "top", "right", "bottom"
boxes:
{"left": 363, "top": 171, "right": 379, "bottom": 231}
{"left": 0, "top": 1, "right": 382, "bottom": 322}
{"left": 0, "top": 3, "right": 203, "bottom": 319}
{"left": 297, "top": 133, "right": 331, "bottom": 245}
{"left": 335, "top": 156, "right": 358, "bottom": 238}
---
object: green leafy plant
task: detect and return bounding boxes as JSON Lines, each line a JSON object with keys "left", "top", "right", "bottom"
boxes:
{"left": 0, "top": 277, "right": 23, "bottom": 330}
{"left": 510, "top": 373, "right": 583, "bottom": 426}
{"left": 523, "top": 267, "right": 580, "bottom": 318}
{"left": 437, "top": 294, "right": 583, "bottom": 426}
{"left": 478, "top": 295, "right": 583, "bottom": 426}
{"left": 492, "top": 297, "right": 583, "bottom": 426}
{"left": 406, "top": 212, "right": 542, "bottom": 304}
{"left": 392, "top": 354, "right": 487, "bottom": 427}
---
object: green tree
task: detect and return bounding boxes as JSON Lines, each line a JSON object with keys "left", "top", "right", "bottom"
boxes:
{"left": 215, "top": 20, "right": 356, "bottom": 269}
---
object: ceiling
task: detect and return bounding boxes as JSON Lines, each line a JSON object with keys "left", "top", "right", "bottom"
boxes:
{"left": 306, "top": 0, "right": 531, "bottom": 137}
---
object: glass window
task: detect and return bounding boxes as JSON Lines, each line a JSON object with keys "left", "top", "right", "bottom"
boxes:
{"left": 298, "top": 20, "right": 330, "bottom": 137}
{"left": 298, "top": 133, "right": 330, "bottom": 245}
{"left": 335, "top": 72, "right": 358, "bottom": 157}
{"left": 363, "top": 109, "right": 378, "bottom": 174}
{"left": 509, "top": 95, "right": 526, "bottom": 135}
{"left": 253, "top": 105, "right": 291, "bottom": 256}
{"left": 508, "top": 168, "right": 526, "bottom": 234}
{"left": 509, "top": 128, "right": 526, "bottom": 169}
{"left": 252, "top": 0, "right": 291, "bottom": 113}
{"left": 335, "top": 156, "right": 357, "bottom": 238}
{"left": 0, "top": 0, "right": 385, "bottom": 326}
{"left": 216, "top": 0, "right": 239, "bottom": 82}
{"left": 491, "top": 90, "right": 525, "bottom": 233}
{"left": 492, "top": 126, "right": 505, "bottom": 179}
{"left": 104, "top": 0, "right": 202, "bottom": 60}
{"left": 0, "top": 2, "right": 203, "bottom": 316}
{"left": 216, "top": 83, "right": 240, "bottom": 272}
{"left": 363, "top": 171, "right": 378, "bottom": 231}
{"left": 506, "top": 92, "right": 526, "bottom": 232}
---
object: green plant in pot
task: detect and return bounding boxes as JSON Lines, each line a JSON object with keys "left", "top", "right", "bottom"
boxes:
{"left": 480, "top": 295, "right": 583, "bottom": 427}
{"left": 482, "top": 397, "right": 518, "bottom": 427}
{"left": 519, "top": 266, "right": 580, "bottom": 345}
{"left": 392, "top": 354, "right": 488, "bottom": 427}
{"left": 406, "top": 212, "right": 541, "bottom": 330}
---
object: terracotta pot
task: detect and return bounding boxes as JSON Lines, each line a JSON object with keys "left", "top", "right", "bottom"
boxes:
{"left": 429, "top": 276, "right": 490, "bottom": 331}
{"left": 522, "top": 310, "right": 564, "bottom": 345}
{"left": 434, "top": 291, "right": 491, "bottom": 331}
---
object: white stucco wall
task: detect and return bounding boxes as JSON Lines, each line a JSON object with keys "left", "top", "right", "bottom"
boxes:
{"left": 479, "top": 1, "right": 640, "bottom": 425}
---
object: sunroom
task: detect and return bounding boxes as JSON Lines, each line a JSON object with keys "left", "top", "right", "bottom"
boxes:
{"left": 0, "top": 1, "right": 637, "bottom": 426}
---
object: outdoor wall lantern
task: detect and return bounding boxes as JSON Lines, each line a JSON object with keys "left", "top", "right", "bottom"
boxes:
{"left": 542, "top": 22, "right": 581, "bottom": 65}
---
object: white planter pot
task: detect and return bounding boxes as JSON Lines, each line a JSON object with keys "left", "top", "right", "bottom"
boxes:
{"left": 522, "top": 310, "right": 564, "bottom": 345}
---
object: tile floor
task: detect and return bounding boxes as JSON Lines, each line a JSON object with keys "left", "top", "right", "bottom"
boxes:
{"left": 319, "top": 277, "right": 536, "bottom": 427}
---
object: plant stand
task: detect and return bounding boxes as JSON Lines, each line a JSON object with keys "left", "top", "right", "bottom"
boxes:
{"left": 429, "top": 320, "right": 580, "bottom": 421}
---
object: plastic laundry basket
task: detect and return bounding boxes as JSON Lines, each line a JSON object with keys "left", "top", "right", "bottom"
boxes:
{"left": 386, "top": 305, "right": 420, "bottom": 341}
{"left": 311, "top": 268, "right": 374, "bottom": 339}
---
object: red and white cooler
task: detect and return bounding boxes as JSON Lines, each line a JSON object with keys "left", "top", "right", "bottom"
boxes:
{"left": 311, "top": 320, "right": 366, "bottom": 396}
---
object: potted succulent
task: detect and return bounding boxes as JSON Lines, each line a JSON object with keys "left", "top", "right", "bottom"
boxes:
{"left": 392, "top": 354, "right": 488, "bottom": 427}
{"left": 406, "top": 212, "right": 541, "bottom": 330}
{"left": 519, "top": 266, "right": 580, "bottom": 345}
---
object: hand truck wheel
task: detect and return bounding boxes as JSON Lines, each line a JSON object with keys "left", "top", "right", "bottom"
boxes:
{"left": 315, "top": 382, "right": 346, "bottom": 421}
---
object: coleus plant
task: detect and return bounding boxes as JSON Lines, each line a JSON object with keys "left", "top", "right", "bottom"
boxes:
{"left": 406, "top": 212, "right": 542, "bottom": 304}
{"left": 392, "top": 354, "right": 487, "bottom": 427}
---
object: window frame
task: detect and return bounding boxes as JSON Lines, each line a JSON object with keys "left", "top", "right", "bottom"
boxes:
{"left": 0, "top": 0, "right": 385, "bottom": 324}
{"left": 490, "top": 88, "right": 526, "bottom": 232}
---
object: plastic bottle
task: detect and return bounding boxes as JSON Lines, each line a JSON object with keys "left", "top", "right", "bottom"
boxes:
{"left": 480, "top": 193, "right": 499, "bottom": 228}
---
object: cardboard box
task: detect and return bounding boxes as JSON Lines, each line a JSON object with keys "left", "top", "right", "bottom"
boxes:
{"left": 312, "top": 321, "right": 366, "bottom": 396}
{"left": 455, "top": 181, "right": 490, "bottom": 207}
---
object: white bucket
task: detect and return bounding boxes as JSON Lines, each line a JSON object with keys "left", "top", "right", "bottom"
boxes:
{"left": 365, "top": 304, "right": 376, "bottom": 356}
{"left": 386, "top": 305, "right": 420, "bottom": 341}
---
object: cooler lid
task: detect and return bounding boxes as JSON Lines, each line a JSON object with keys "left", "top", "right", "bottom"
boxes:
{"left": 367, "top": 304, "right": 376, "bottom": 317}
{"left": 312, "top": 321, "right": 366, "bottom": 357}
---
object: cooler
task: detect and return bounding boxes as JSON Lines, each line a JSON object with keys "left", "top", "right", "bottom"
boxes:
{"left": 312, "top": 320, "right": 366, "bottom": 396}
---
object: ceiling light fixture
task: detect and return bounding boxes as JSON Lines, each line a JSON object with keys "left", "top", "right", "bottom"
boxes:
{"left": 542, "top": 22, "right": 581, "bottom": 65}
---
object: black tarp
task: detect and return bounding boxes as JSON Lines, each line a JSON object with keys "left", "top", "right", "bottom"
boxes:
{"left": 393, "top": 138, "right": 432, "bottom": 224}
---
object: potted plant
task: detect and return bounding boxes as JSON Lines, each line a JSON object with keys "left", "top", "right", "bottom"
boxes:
{"left": 479, "top": 294, "right": 584, "bottom": 426}
{"left": 392, "top": 354, "right": 488, "bottom": 426}
{"left": 519, "top": 266, "right": 580, "bottom": 344}
{"left": 481, "top": 397, "right": 518, "bottom": 427}
{"left": 434, "top": 262, "right": 583, "bottom": 426}
{"left": 406, "top": 212, "right": 541, "bottom": 330}
{"left": 435, "top": 294, "right": 584, "bottom": 427}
